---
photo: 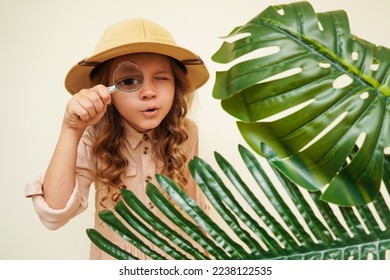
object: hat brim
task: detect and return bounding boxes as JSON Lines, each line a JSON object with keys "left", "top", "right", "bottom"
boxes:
{"left": 64, "top": 42, "right": 209, "bottom": 94}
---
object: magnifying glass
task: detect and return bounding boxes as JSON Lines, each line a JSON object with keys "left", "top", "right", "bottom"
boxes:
{"left": 107, "top": 61, "right": 144, "bottom": 94}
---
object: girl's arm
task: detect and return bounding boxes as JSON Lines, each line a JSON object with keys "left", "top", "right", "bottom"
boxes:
{"left": 43, "top": 85, "right": 111, "bottom": 209}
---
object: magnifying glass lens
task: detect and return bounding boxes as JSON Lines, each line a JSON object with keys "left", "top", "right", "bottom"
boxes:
{"left": 112, "top": 62, "right": 144, "bottom": 92}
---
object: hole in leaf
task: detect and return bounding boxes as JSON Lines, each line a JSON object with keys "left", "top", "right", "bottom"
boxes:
{"left": 215, "top": 46, "right": 280, "bottom": 71}
{"left": 333, "top": 74, "right": 353, "bottom": 89}
{"left": 356, "top": 132, "right": 366, "bottom": 148}
{"left": 236, "top": 46, "right": 280, "bottom": 61}
{"left": 261, "top": 99, "right": 315, "bottom": 122}
{"left": 319, "top": 61, "right": 331, "bottom": 68}
{"left": 343, "top": 133, "right": 366, "bottom": 169}
{"left": 360, "top": 92, "right": 369, "bottom": 100}
{"left": 385, "top": 147, "right": 390, "bottom": 155}
{"left": 299, "top": 111, "right": 348, "bottom": 152}
{"left": 275, "top": 6, "right": 285, "bottom": 15}
{"left": 370, "top": 58, "right": 379, "bottom": 71}
{"left": 223, "top": 32, "right": 251, "bottom": 43}
{"left": 318, "top": 21, "right": 324, "bottom": 31}
{"left": 258, "top": 67, "right": 302, "bottom": 84}
{"left": 352, "top": 51, "right": 359, "bottom": 61}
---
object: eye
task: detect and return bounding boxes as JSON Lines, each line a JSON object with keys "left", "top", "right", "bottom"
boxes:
{"left": 156, "top": 77, "right": 169, "bottom": 81}
{"left": 155, "top": 74, "right": 173, "bottom": 81}
{"left": 118, "top": 77, "right": 142, "bottom": 86}
{"left": 115, "top": 76, "right": 143, "bottom": 91}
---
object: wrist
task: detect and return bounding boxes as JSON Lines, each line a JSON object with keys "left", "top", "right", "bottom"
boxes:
{"left": 60, "top": 123, "right": 86, "bottom": 140}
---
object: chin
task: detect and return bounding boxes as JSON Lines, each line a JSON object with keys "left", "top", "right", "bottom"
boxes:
{"left": 137, "top": 122, "right": 162, "bottom": 132}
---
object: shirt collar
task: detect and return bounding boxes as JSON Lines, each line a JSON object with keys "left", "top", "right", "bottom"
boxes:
{"left": 121, "top": 119, "right": 153, "bottom": 149}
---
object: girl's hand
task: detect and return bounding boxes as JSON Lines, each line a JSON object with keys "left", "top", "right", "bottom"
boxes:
{"left": 63, "top": 84, "right": 111, "bottom": 131}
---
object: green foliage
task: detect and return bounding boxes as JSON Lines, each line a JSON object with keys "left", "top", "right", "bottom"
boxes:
{"left": 212, "top": 1, "right": 390, "bottom": 206}
{"left": 87, "top": 145, "right": 390, "bottom": 259}
{"left": 87, "top": 1, "right": 390, "bottom": 259}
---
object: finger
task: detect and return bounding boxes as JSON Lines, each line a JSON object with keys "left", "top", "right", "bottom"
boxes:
{"left": 94, "top": 84, "right": 112, "bottom": 105}
{"left": 78, "top": 87, "right": 109, "bottom": 116}
{"left": 74, "top": 94, "right": 99, "bottom": 120}
{"left": 69, "top": 86, "right": 110, "bottom": 123}
{"left": 67, "top": 100, "right": 90, "bottom": 122}
{"left": 86, "top": 91, "right": 106, "bottom": 113}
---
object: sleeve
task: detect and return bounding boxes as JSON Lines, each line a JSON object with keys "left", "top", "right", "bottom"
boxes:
{"left": 24, "top": 128, "right": 96, "bottom": 230}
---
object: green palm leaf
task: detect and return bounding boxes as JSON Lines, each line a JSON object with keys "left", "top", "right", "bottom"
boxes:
{"left": 212, "top": 1, "right": 390, "bottom": 206}
{"left": 87, "top": 146, "right": 390, "bottom": 259}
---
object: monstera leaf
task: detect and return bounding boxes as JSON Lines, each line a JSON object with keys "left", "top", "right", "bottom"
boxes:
{"left": 86, "top": 1, "right": 390, "bottom": 260}
{"left": 212, "top": 1, "right": 390, "bottom": 206}
{"left": 87, "top": 145, "right": 390, "bottom": 259}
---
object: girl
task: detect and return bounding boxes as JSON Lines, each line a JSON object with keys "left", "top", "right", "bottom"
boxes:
{"left": 25, "top": 18, "right": 209, "bottom": 259}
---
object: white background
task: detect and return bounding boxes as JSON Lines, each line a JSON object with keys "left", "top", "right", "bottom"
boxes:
{"left": 1, "top": 0, "right": 389, "bottom": 259}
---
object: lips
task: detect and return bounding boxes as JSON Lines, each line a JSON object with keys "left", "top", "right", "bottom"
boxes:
{"left": 141, "top": 105, "right": 160, "bottom": 117}
{"left": 142, "top": 106, "right": 159, "bottom": 113}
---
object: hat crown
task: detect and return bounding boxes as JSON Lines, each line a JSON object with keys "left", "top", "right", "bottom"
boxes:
{"left": 94, "top": 18, "right": 177, "bottom": 55}
{"left": 65, "top": 17, "right": 209, "bottom": 94}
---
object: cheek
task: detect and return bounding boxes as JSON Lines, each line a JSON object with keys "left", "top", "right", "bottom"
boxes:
{"left": 112, "top": 94, "right": 137, "bottom": 114}
{"left": 164, "top": 85, "right": 176, "bottom": 107}
{"left": 168, "top": 90, "right": 175, "bottom": 104}
{"left": 164, "top": 93, "right": 175, "bottom": 112}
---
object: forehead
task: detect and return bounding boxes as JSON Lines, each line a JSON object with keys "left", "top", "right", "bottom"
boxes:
{"left": 110, "top": 53, "right": 172, "bottom": 70}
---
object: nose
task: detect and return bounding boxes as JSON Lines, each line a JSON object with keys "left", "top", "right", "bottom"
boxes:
{"left": 139, "top": 79, "right": 157, "bottom": 100}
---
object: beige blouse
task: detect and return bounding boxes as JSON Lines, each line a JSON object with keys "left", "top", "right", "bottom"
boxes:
{"left": 25, "top": 119, "right": 208, "bottom": 260}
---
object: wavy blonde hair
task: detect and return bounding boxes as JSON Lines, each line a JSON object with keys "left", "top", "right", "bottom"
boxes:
{"left": 90, "top": 56, "right": 194, "bottom": 205}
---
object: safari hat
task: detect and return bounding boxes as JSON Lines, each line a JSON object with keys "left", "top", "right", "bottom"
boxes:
{"left": 64, "top": 18, "right": 209, "bottom": 94}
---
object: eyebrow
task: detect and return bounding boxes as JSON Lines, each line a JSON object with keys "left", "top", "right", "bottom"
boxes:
{"left": 154, "top": 68, "right": 174, "bottom": 75}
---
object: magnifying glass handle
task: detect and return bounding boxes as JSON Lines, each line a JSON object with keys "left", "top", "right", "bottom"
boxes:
{"left": 107, "top": 85, "right": 117, "bottom": 94}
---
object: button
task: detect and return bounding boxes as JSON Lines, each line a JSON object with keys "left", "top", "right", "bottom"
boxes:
{"left": 145, "top": 175, "right": 152, "bottom": 183}
{"left": 148, "top": 202, "right": 154, "bottom": 209}
{"left": 143, "top": 147, "right": 149, "bottom": 154}
{"left": 143, "top": 134, "right": 149, "bottom": 140}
